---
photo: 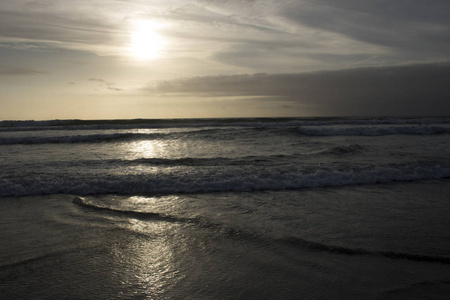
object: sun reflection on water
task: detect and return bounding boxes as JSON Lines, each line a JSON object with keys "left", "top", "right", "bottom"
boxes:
{"left": 106, "top": 195, "right": 187, "bottom": 297}
{"left": 105, "top": 195, "right": 182, "bottom": 220}
{"left": 110, "top": 224, "right": 183, "bottom": 297}
{"left": 125, "top": 140, "right": 165, "bottom": 160}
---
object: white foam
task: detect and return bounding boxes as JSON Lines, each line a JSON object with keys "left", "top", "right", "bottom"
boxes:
{"left": 1, "top": 163, "right": 449, "bottom": 197}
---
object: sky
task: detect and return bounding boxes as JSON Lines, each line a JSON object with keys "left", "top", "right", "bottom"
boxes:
{"left": 1, "top": 0, "right": 450, "bottom": 120}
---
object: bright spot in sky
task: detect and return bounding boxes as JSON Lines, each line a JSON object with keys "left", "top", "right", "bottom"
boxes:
{"left": 130, "top": 20, "right": 164, "bottom": 60}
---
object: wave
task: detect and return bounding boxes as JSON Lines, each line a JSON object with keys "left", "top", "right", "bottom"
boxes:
{"left": 381, "top": 279, "right": 450, "bottom": 296}
{"left": 72, "top": 197, "right": 450, "bottom": 265}
{"left": 320, "top": 144, "right": 365, "bottom": 155}
{"left": 2, "top": 124, "right": 448, "bottom": 146}
{"left": 131, "top": 156, "right": 276, "bottom": 166}
{"left": 0, "top": 247, "right": 94, "bottom": 271}
{"left": 72, "top": 197, "right": 247, "bottom": 236}
{"left": 14, "top": 155, "right": 292, "bottom": 170}
{"left": 72, "top": 197, "right": 181, "bottom": 222}
{"left": 0, "top": 127, "right": 282, "bottom": 145}
{"left": 297, "top": 125, "right": 450, "bottom": 136}
{"left": 2, "top": 162, "right": 450, "bottom": 197}
{"left": 280, "top": 237, "right": 450, "bottom": 264}
{"left": 2, "top": 117, "right": 450, "bottom": 132}
{"left": 124, "top": 154, "right": 293, "bottom": 166}
{"left": 0, "top": 132, "right": 169, "bottom": 145}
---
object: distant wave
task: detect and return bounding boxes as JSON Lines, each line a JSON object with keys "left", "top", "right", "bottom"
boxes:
{"left": 2, "top": 117, "right": 450, "bottom": 132}
{"left": 0, "top": 127, "right": 279, "bottom": 145}
{"left": 0, "top": 133, "right": 169, "bottom": 145}
{"left": 297, "top": 125, "right": 450, "bottom": 136}
{"left": 320, "top": 144, "right": 365, "bottom": 155}
{"left": 2, "top": 162, "right": 450, "bottom": 197}
{"left": 4, "top": 124, "right": 447, "bottom": 145}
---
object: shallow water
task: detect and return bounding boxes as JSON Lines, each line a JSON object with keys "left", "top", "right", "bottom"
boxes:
{"left": 1, "top": 181, "right": 450, "bottom": 299}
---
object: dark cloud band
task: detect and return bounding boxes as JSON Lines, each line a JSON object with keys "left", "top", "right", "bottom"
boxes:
{"left": 152, "top": 62, "right": 450, "bottom": 116}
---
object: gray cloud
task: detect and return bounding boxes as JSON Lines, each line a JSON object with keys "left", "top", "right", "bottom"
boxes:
{"left": 0, "top": 10, "right": 118, "bottom": 45}
{"left": 0, "top": 1, "right": 129, "bottom": 56}
{"left": 282, "top": 1, "right": 450, "bottom": 58}
{"left": 170, "top": 0, "right": 450, "bottom": 70}
{"left": 88, "top": 78, "right": 122, "bottom": 91}
{"left": 2, "top": 0, "right": 449, "bottom": 71}
{"left": 0, "top": 66, "right": 45, "bottom": 76}
{"left": 151, "top": 62, "right": 450, "bottom": 116}
{"left": 88, "top": 78, "right": 106, "bottom": 83}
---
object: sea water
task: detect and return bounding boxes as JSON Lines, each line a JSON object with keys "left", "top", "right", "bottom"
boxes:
{"left": 1, "top": 117, "right": 450, "bottom": 299}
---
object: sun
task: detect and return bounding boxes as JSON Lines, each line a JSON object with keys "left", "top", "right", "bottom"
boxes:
{"left": 130, "top": 20, "right": 164, "bottom": 60}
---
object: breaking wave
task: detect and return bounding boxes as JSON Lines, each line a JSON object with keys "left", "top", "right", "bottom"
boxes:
{"left": 2, "top": 163, "right": 449, "bottom": 197}
{"left": 2, "top": 124, "right": 449, "bottom": 146}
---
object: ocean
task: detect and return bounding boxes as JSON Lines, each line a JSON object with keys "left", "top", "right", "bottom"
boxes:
{"left": 1, "top": 117, "right": 450, "bottom": 299}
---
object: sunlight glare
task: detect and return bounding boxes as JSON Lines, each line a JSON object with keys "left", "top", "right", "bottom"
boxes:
{"left": 130, "top": 20, "right": 164, "bottom": 60}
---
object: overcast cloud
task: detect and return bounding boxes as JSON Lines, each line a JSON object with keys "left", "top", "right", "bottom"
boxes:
{"left": 2, "top": 0, "right": 449, "bottom": 69}
{"left": 1, "top": 0, "right": 449, "bottom": 119}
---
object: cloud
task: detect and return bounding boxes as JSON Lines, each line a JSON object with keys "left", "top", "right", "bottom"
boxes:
{"left": 88, "top": 78, "right": 123, "bottom": 91}
{"left": 161, "top": 0, "right": 450, "bottom": 70}
{"left": 0, "top": 1, "right": 129, "bottom": 55}
{"left": 0, "top": 1, "right": 405, "bottom": 69}
{"left": 172, "top": 0, "right": 450, "bottom": 70}
{"left": 281, "top": 0, "right": 450, "bottom": 59}
{"left": 1, "top": 0, "right": 450, "bottom": 73}
{"left": 0, "top": 66, "right": 45, "bottom": 76}
{"left": 88, "top": 78, "right": 106, "bottom": 83}
{"left": 150, "top": 62, "right": 450, "bottom": 116}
